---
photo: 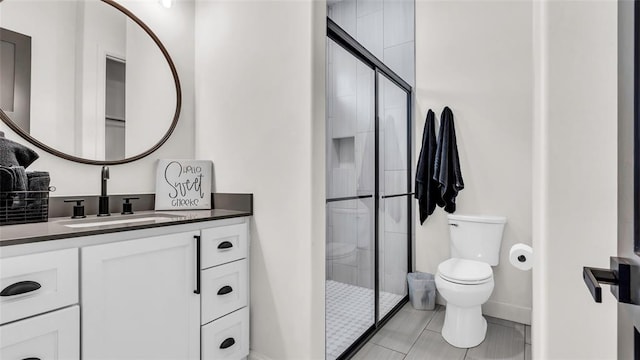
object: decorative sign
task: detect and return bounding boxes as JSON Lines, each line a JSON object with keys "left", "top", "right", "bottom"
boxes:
{"left": 155, "top": 159, "right": 212, "bottom": 210}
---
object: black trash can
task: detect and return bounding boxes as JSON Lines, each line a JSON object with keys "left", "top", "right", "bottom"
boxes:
{"left": 407, "top": 272, "right": 436, "bottom": 310}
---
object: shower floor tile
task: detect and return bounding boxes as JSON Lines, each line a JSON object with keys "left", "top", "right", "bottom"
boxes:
{"left": 326, "top": 280, "right": 404, "bottom": 360}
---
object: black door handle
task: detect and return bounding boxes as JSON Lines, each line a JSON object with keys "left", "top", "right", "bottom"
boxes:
{"left": 0, "top": 281, "right": 41, "bottom": 296}
{"left": 583, "top": 267, "right": 617, "bottom": 303}
{"left": 218, "top": 241, "right": 233, "bottom": 250}
{"left": 217, "top": 285, "right": 233, "bottom": 295}
{"left": 583, "top": 257, "right": 640, "bottom": 304}
{"left": 220, "top": 337, "right": 236, "bottom": 349}
{"left": 23, "top": 358, "right": 41, "bottom": 360}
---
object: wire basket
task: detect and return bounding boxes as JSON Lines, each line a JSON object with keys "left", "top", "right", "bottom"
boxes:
{"left": 0, "top": 190, "right": 49, "bottom": 225}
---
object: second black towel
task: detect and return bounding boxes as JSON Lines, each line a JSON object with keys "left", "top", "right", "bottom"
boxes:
{"left": 433, "top": 106, "right": 464, "bottom": 213}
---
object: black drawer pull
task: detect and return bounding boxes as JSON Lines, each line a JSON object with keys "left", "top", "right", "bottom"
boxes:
{"left": 23, "top": 358, "right": 42, "bottom": 360}
{"left": 194, "top": 235, "right": 201, "bottom": 295}
{"left": 217, "top": 285, "right": 233, "bottom": 295}
{"left": 1, "top": 281, "right": 41, "bottom": 297}
{"left": 220, "top": 337, "right": 236, "bottom": 349}
{"left": 218, "top": 241, "right": 233, "bottom": 250}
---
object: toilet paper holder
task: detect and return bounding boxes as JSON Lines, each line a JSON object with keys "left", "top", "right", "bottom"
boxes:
{"left": 583, "top": 257, "right": 640, "bottom": 304}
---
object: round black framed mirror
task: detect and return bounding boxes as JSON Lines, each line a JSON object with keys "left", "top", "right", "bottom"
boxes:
{"left": 0, "top": 0, "right": 181, "bottom": 165}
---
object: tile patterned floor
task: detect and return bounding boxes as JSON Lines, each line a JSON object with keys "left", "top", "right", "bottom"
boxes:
{"left": 353, "top": 303, "right": 532, "bottom": 360}
{"left": 326, "top": 280, "right": 404, "bottom": 360}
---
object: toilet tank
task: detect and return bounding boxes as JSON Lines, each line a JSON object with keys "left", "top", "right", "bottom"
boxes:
{"left": 448, "top": 214, "right": 507, "bottom": 266}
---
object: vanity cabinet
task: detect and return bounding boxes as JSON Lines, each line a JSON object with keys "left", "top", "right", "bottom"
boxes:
{"left": 0, "top": 305, "right": 80, "bottom": 359}
{"left": 0, "top": 249, "right": 80, "bottom": 360}
{"left": 1, "top": 216, "right": 250, "bottom": 360}
{"left": 200, "top": 223, "right": 250, "bottom": 359}
{"left": 82, "top": 231, "right": 201, "bottom": 360}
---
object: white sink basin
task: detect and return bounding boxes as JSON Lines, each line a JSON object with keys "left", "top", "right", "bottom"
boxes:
{"left": 60, "top": 213, "right": 186, "bottom": 228}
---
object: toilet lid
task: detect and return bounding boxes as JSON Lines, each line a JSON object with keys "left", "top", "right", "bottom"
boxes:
{"left": 326, "top": 242, "right": 356, "bottom": 260}
{"left": 438, "top": 258, "right": 493, "bottom": 284}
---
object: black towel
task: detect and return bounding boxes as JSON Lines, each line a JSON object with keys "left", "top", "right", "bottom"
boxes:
{"left": 433, "top": 107, "right": 464, "bottom": 213}
{"left": 415, "top": 109, "right": 439, "bottom": 224}
{"left": 0, "top": 137, "right": 39, "bottom": 168}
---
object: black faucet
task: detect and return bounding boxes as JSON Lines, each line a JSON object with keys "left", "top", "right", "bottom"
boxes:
{"left": 98, "top": 166, "right": 110, "bottom": 216}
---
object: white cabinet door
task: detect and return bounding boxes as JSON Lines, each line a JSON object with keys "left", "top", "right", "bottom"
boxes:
{"left": 0, "top": 305, "right": 80, "bottom": 360}
{"left": 82, "top": 231, "right": 200, "bottom": 360}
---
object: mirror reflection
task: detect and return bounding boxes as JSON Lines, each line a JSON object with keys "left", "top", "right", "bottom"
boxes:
{"left": 0, "top": 0, "right": 178, "bottom": 162}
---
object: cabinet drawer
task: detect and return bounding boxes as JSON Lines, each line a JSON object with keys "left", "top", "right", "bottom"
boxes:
{"left": 1, "top": 305, "right": 79, "bottom": 360}
{"left": 0, "top": 248, "right": 78, "bottom": 324}
{"left": 201, "top": 223, "right": 248, "bottom": 268}
{"left": 202, "top": 259, "right": 248, "bottom": 324}
{"left": 202, "top": 307, "right": 249, "bottom": 360}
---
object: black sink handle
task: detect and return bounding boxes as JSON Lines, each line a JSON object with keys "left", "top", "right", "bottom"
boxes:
{"left": 1, "top": 280, "right": 42, "bottom": 297}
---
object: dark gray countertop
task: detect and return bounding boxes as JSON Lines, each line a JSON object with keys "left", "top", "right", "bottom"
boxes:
{"left": 0, "top": 209, "right": 251, "bottom": 247}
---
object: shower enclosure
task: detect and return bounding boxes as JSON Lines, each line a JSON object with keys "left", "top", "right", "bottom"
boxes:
{"left": 325, "top": 19, "right": 412, "bottom": 360}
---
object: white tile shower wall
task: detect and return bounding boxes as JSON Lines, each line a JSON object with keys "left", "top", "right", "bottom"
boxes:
{"left": 328, "top": 0, "right": 414, "bottom": 87}
{"left": 356, "top": 11, "right": 384, "bottom": 60}
{"left": 355, "top": 132, "right": 375, "bottom": 193}
{"left": 383, "top": 42, "right": 415, "bottom": 88}
{"left": 356, "top": 0, "right": 383, "bottom": 18}
{"left": 383, "top": 106, "right": 408, "bottom": 171}
{"left": 383, "top": 0, "right": 414, "bottom": 48}
{"left": 356, "top": 63, "right": 374, "bottom": 133}
{"left": 332, "top": 208, "right": 359, "bottom": 245}
{"left": 385, "top": 170, "right": 407, "bottom": 195}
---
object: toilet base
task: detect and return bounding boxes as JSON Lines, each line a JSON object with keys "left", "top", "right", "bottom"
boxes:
{"left": 441, "top": 304, "right": 487, "bottom": 348}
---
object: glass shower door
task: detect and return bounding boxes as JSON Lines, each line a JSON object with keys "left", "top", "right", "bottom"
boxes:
{"left": 377, "top": 74, "right": 410, "bottom": 320}
{"left": 325, "top": 39, "right": 376, "bottom": 360}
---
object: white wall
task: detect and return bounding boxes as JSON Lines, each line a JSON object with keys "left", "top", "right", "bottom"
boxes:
{"left": 78, "top": 0, "right": 126, "bottom": 159}
{"left": 0, "top": 0, "right": 195, "bottom": 197}
{"left": 194, "top": 1, "right": 326, "bottom": 359}
{"left": 0, "top": 1, "right": 78, "bottom": 155}
{"left": 124, "top": 6, "right": 176, "bottom": 158}
{"left": 532, "top": 1, "right": 618, "bottom": 359}
{"left": 415, "top": 0, "right": 533, "bottom": 324}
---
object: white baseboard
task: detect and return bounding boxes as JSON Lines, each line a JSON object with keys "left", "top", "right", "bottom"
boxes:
{"left": 249, "top": 350, "right": 274, "bottom": 360}
{"left": 482, "top": 300, "right": 532, "bottom": 325}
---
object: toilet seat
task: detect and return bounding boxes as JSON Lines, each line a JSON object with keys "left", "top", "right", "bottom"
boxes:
{"left": 326, "top": 242, "right": 356, "bottom": 261}
{"left": 438, "top": 258, "right": 492, "bottom": 285}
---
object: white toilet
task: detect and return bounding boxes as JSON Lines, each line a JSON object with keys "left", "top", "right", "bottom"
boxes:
{"left": 435, "top": 214, "right": 507, "bottom": 348}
